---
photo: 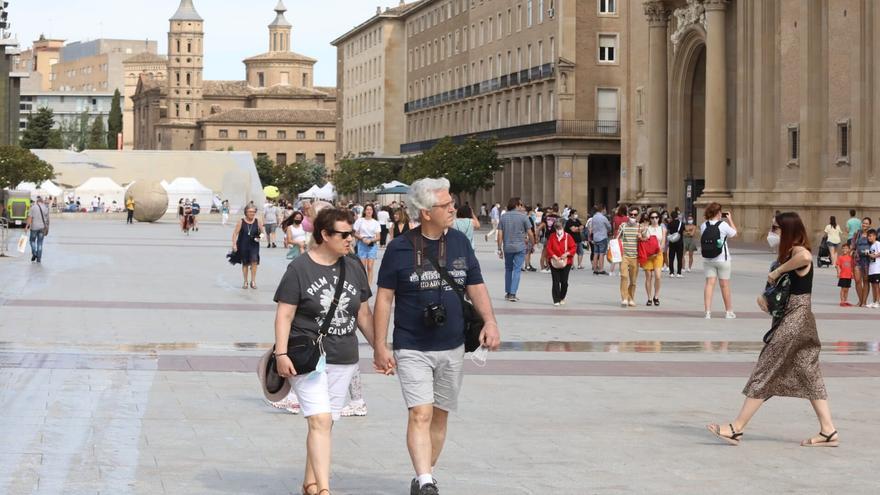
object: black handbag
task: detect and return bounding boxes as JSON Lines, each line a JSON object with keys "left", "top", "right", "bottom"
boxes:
{"left": 761, "top": 264, "right": 792, "bottom": 344}
{"left": 267, "top": 258, "right": 346, "bottom": 381}
{"left": 405, "top": 229, "right": 484, "bottom": 353}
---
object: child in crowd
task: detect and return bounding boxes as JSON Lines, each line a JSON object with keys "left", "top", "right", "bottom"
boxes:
{"left": 868, "top": 229, "right": 880, "bottom": 308}
{"left": 836, "top": 244, "right": 853, "bottom": 307}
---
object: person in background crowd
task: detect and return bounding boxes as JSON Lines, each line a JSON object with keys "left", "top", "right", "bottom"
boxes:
{"left": 546, "top": 217, "right": 576, "bottom": 306}
{"left": 523, "top": 205, "right": 538, "bottom": 272}
{"left": 667, "top": 211, "right": 685, "bottom": 278}
{"left": 846, "top": 209, "right": 861, "bottom": 241}
{"left": 377, "top": 205, "right": 391, "bottom": 247}
{"left": 850, "top": 217, "right": 873, "bottom": 307}
{"left": 618, "top": 207, "right": 642, "bottom": 307}
{"left": 479, "top": 203, "right": 488, "bottom": 219}
{"left": 683, "top": 214, "right": 698, "bottom": 272}
{"left": 498, "top": 197, "right": 534, "bottom": 302}
{"left": 125, "top": 195, "right": 135, "bottom": 224}
{"left": 25, "top": 196, "right": 50, "bottom": 263}
{"left": 824, "top": 216, "right": 843, "bottom": 268}
{"left": 282, "top": 210, "right": 308, "bottom": 260}
{"left": 190, "top": 198, "right": 200, "bottom": 232}
{"left": 564, "top": 209, "right": 586, "bottom": 270}
{"left": 590, "top": 205, "right": 612, "bottom": 275}
{"left": 389, "top": 207, "right": 411, "bottom": 242}
{"left": 354, "top": 203, "right": 382, "bottom": 284}
{"left": 451, "top": 204, "right": 480, "bottom": 249}
{"left": 221, "top": 199, "right": 230, "bottom": 226}
{"left": 708, "top": 212, "right": 839, "bottom": 449}
{"left": 485, "top": 202, "right": 501, "bottom": 241}
{"left": 609, "top": 205, "right": 628, "bottom": 276}
{"left": 641, "top": 210, "right": 666, "bottom": 306}
{"left": 866, "top": 229, "right": 880, "bottom": 308}
{"left": 836, "top": 243, "right": 853, "bottom": 307}
{"left": 231, "top": 205, "right": 265, "bottom": 289}
{"left": 263, "top": 201, "right": 279, "bottom": 248}
{"left": 539, "top": 207, "right": 561, "bottom": 273}
{"left": 701, "top": 203, "right": 737, "bottom": 319}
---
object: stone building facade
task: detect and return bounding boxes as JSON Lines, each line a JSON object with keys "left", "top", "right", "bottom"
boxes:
{"left": 332, "top": 1, "right": 423, "bottom": 159}
{"left": 13, "top": 36, "right": 64, "bottom": 92}
{"left": 50, "top": 39, "right": 158, "bottom": 93}
{"left": 122, "top": 53, "right": 167, "bottom": 150}
{"left": 132, "top": 0, "right": 337, "bottom": 166}
{"left": 623, "top": 0, "right": 880, "bottom": 240}
{"left": 399, "top": 0, "right": 626, "bottom": 212}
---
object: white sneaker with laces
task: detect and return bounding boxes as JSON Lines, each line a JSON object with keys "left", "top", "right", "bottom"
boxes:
{"left": 340, "top": 400, "right": 368, "bottom": 417}
{"left": 627, "top": 300, "right": 636, "bottom": 307}
{"left": 621, "top": 300, "right": 628, "bottom": 307}
{"left": 705, "top": 312, "right": 712, "bottom": 319}
{"left": 554, "top": 302, "right": 560, "bottom": 307}
{"left": 725, "top": 311, "right": 737, "bottom": 319}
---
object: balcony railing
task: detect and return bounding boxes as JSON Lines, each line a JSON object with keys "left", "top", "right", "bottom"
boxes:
{"left": 403, "top": 62, "right": 555, "bottom": 113}
{"left": 400, "top": 119, "right": 620, "bottom": 154}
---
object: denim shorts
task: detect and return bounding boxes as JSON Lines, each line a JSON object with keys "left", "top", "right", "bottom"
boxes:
{"left": 593, "top": 238, "right": 609, "bottom": 255}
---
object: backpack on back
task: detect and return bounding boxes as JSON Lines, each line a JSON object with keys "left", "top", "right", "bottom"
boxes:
{"left": 701, "top": 221, "right": 726, "bottom": 259}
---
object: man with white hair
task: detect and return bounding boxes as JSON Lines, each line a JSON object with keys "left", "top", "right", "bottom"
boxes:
{"left": 373, "top": 177, "right": 501, "bottom": 495}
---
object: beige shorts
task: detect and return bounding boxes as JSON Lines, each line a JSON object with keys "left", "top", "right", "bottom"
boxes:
{"left": 394, "top": 345, "right": 465, "bottom": 412}
{"left": 704, "top": 260, "right": 732, "bottom": 280}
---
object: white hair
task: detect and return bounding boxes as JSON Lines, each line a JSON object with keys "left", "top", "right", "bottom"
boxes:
{"left": 407, "top": 177, "right": 450, "bottom": 220}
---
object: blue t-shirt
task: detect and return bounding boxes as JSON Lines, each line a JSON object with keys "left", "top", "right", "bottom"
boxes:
{"left": 377, "top": 228, "right": 484, "bottom": 352}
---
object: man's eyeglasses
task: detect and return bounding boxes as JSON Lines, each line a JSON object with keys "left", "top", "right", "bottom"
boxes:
{"left": 431, "top": 201, "right": 455, "bottom": 210}
{"left": 327, "top": 229, "right": 353, "bottom": 239}
{"left": 629, "top": 213, "right": 639, "bottom": 218}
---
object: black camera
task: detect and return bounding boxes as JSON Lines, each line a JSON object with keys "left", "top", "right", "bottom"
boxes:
{"left": 861, "top": 249, "right": 871, "bottom": 257}
{"left": 423, "top": 303, "right": 447, "bottom": 328}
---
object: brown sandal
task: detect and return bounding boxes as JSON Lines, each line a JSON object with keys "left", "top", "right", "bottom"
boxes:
{"left": 706, "top": 423, "right": 743, "bottom": 445}
{"left": 301, "top": 483, "right": 317, "bottom": 495}
{"left": 801, "top": 430, "right": 839, "bottom": 447}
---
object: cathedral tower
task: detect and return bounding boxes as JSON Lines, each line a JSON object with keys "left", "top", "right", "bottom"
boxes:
{"left": 167, "top": 0, "right": 204, "bottom": 122}
{"left": 268, "top": 0, "right": 292, "bottom": 53}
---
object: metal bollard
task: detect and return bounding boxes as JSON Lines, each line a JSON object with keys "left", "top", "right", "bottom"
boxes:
{"left": 0, "top": 218, "right": 8, "bottom": 257}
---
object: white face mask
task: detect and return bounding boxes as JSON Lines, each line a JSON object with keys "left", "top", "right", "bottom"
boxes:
{"left": 767, "top": 231, "right": 780, "bottom": 250}
{"left": 628, "top": 215, "right": 638, "bottom": 225}
{"left": 687, "top": 219, "right": 694, "bottom": 225}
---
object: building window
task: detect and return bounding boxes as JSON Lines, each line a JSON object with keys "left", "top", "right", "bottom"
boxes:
{"left": 302, "top": 73, "right": 307, "bottom": 86}
{"left": 315, "top": 153, "right": 326, "bottom": 165}
{"left": 837, "top": 120, "right": 850, "bottom": 162}
{"left": 296, "top": 130, "right": 306, "bottom": 139}
{"left": 219, "top": 129, "right": 228, "bottom": 138}
{"left": 257, "top": 72, "right": 265, "bottom": 87}
{"left": 295, "top": 153, "right": 307, "bottom": 163}
{"left": 527, "top": 0, "right": 533, "bottom": 27}
{"left": 598, "top": 34, "right": 618, "bottom": 63}
{"left": 597, "top": 88, "right": 619, "bottom": 133}
{"left": 316, "top": 130, "right": 326, "bottom": 140}
{"left": 788, "top": 125, "right": 799, "bottom": 163}
{"left": 238, "top": 130, "right": 248, "bottom": 139}
{"left": 258, "top": 130, "right": 267, "bottom": 139}
{"left": 277, "top": 130, "right": 287, "bottom": 139}
{"left": 548, "top": 91, "right": 555, "bottom": 120}
{"left": 635, "top": 87, "right": 644, "bottom": 122}
{"left": 276, "top": 153, "right": 287, "bottom": 166}
{"left": 599, "top": 0, "right": 617, "bottom": 15}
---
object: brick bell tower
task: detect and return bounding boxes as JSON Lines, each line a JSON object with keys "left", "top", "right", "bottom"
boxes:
{"left": 167, "top": 0, "right": 204, "bottom": 123}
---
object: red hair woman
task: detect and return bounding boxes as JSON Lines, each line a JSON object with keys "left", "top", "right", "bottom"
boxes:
{"left": 707, "top": 212, "right": 839, "bottom": 447}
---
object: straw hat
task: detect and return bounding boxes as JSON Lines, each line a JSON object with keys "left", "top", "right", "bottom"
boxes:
{"left": 257, "top": 347, "right": 291, "bottom": 402}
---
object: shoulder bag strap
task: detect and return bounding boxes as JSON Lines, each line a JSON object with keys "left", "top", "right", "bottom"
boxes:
{"left": 319, "top": 258, "right": 347, "bottom": 337}
{"left": 37, "top": 204, "right": 47, "bottom": 227}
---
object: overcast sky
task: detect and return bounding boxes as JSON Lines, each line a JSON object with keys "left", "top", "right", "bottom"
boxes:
{"left": 8, "top": 0, "right": 393, "bottom": 86}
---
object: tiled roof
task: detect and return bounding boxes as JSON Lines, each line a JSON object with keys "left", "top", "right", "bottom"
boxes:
{"left": 314, "top": 86, "right": 337, "bottom": 98}
{"left": 203, "top": 80, "right": 251, "bottom": 97}
{"left": 243, "top": 51, "right": 317, "bottom": 63}
{"left": 251, "top": 85, "right": 330, "bottom": 97}
{"left": 123, "top": 52, "right": 167, "bottom": 64}
{"left": 170, "top": 0, "right": 202, "bottom": 21}
{"left": 200, "top": 108, "right": 335, "bottom": 124}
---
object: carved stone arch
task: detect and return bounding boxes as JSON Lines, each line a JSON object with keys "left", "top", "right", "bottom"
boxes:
{"left": 667, "top": 26, "right": 707, "bottom": 209}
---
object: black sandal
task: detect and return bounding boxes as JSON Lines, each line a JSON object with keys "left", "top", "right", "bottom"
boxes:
{"left": 646, "top": 300, "right": 653, "bottom": 306}
{"left": 707, "top": 423, "right": 743, "bottom": 445}
{"left": 653, "top": 298, "right": 660, "bottom": 306}
{"left": 801, "top": 430, "right": 839, "bottom": 447}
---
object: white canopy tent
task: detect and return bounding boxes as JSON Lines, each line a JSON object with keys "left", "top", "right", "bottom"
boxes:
{"left": 316, "top": 183, "right": 336, "bottom": 201}
{"left": 16, "top": 180, "right": 64, "bottom": 200}
{"left": 75, "top": 177, "right": 126, "bottom": 210}
{"left": 164, "top": 177, "right": 214, "bottom": 212}
{"left": 298, "top": 185, "right": 323, "bottom": 199}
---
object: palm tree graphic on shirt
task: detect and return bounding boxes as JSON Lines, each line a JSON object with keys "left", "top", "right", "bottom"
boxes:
{"left": 318, "top": 286, "right": 351, "bottom": 330}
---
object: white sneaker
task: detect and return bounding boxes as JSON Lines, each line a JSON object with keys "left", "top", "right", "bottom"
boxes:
{"left": 560, "top": 299, "right": 566, "bottom": 305}
{"left": 554, "top": 302, "right": 560, "bottom": 307}
{"left": 662, "top": 266, "right": 669, "bottom": 272}
{"left": 725, "top": 311, "right": 737, "bottom": 319}
{"left": 541, "top": 268, "right": 551, "bottom": 273}
{"left": 340, "top": 401, "right": 368, "bottom": 417}
{"left": 705, "top": 312, "right": 712, "bottom": 319}
{"left": 686, "top": 268, "right": 691, "bottom": 273}
{"left": 627, "top": 299, "right": 636, "bottom": 307}
{"left": 621, "top": 300, "right": 628, "bottom": 307}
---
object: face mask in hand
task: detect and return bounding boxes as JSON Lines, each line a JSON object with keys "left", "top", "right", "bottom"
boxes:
{"left": 767, "top": 232, "right": 781, "bottom": 250}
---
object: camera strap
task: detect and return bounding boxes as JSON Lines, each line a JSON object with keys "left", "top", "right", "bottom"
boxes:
{"left": 404, "top": 228, "right": 465, "bottom": 298}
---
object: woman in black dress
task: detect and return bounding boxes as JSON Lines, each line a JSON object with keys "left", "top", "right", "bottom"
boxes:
{"left": 708, "top": 212, "right": 839, "bottom": 447}
{"left": 388, "top": 207, "right": 410, "bottom": 241}
{"left": 231, "top": 205, "right": 265, "bottom": 289}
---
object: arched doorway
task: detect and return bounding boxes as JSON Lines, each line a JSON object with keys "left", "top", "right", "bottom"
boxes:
{"left": 668, "top": 28, "right": 707, "bottom": 217}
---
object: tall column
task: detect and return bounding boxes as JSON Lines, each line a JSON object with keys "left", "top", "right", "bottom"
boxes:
{"left": 702, "top": 0, "right": 731, "bottom": 199}
{"left": 533, "top": 156, "right": 545, "bottom": 207}
{"left": 512, "top": 158, "right": 523, "bottom": 201}
{"left": 643, "top": 1, "right": 670, "bottom": 205}
{"left": 544, "top": 155, "right": 556, "bottom": 205}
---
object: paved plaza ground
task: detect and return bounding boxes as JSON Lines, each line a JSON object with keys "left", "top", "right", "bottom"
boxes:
{"left": 1, "top": 215, "right": 878, "bottom": 494}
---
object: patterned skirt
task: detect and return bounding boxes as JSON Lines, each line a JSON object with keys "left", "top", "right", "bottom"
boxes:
{"left": 742, "top": 294, "right": 828, "bottom": 400}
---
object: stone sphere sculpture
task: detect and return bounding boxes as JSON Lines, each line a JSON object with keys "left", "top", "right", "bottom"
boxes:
{"left": 125, "top": 181, "right": 169, "bottom": 223}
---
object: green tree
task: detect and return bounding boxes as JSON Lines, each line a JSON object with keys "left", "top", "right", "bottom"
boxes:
{"left": 254, "top": 154, "right": 277, "bottom": 187}
{"left": 331, "top": 156, "right": 401, "bottom": 196}
{"left": 0, "top": 145, "right": 55, "bottom": 189}
{"left": 275, "top": 162, "right": 314, "bottom": 196}
{"left": 19, "top": 107, "right": 56, "bottom": 149}
{"left": 75, "top": 112, "right": 90, "bottom": 151}
{"left": 401, "top": 137, "right": 503, "bottom": 203}
{"left": 107, "top": 89, "right": 123, "bottom": 149}
{"left": 46, "top": 129, "right": 64, "bottom": 149}
{"left": 87, "top": 115, "right": 107, "bottom": 150}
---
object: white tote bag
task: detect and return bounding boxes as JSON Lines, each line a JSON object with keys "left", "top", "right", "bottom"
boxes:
{"left": 17, "top": 233, "right": 27, "bottom": 253}
{"left": 608, "top": 237, "right": 623, "bottom": 263}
